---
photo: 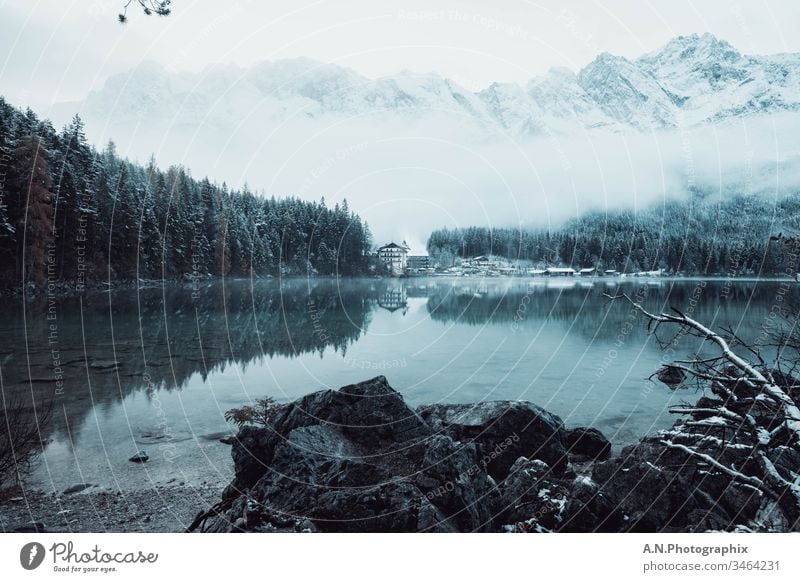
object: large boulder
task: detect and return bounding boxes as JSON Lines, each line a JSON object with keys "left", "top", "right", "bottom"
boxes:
{"left": 226, "top": 375, "right": 430, "bottom": 494}
{"left": 591, "top": 437, "right": 761, "bottom": 532}
{"left": 495, "top": 456, "right": 623, "bottom": 532}
{"left": 564, "top": 427, "right": 612, "bottom": 461}
{"left": 218, "top": 376, "right": 499, "bottom": 532}
{"left": 417, "top": 401, "right": 568, "bottom": 479}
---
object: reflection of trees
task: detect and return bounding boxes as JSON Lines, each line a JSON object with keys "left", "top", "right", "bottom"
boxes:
{"left": 3, "top": 277, "right": 796, "bottom": 445}
{"left": 0, "top": 279, "right": 374, "bottom": 441}
{"left": 425, "top": 280, "right": 799, "bottom": 344}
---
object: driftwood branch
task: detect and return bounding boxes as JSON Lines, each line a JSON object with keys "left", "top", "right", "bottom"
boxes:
{"left": 605, "top": 292, "right": 800, "bottom": 526}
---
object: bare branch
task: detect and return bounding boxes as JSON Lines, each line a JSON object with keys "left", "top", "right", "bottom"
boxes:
{"left": 119, "top": 0, "right": 172, "bottom": 23}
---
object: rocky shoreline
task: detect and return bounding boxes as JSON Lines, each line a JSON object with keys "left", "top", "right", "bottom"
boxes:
{"left": 4, "top": 374, "right": 798, "bottom": 533}
{"left": 191, "top": 375, "right": 799, "bottom": 533}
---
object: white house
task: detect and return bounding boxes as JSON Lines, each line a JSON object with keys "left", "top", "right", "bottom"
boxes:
{"left": 377, "top": 242, "right": 410, "bottom": 276}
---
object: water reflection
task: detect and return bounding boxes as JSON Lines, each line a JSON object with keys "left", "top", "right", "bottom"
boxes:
{"left": 0, "top": 276, "right": 796, "bottom": 490}
{"left": 378, "top": 286, "right": 408, "bottom": 313}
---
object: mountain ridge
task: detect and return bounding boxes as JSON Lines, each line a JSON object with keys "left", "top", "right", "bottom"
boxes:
{"left": 54, "top": 33, "right": 800, "bottom": 137}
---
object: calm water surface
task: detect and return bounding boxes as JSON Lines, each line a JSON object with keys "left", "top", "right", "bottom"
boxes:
{"left": 1, "top": 277, "right": 794, "bottom": 491}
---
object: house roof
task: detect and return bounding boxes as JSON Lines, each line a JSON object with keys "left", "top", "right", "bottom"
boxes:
{"left": 546, "top": 267, "right": 575, "bottom": 273}
{"left": 579, "top": 267, "right": 596, "bottom": 273}
{"left": 378, "top": 242, "right": 408, "bottom": 251}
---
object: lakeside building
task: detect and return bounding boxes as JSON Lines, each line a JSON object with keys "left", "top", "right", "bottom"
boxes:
{"left": 407, "top": 255, "right": 431, "bottom": 271}
{"left": 377, "top": 242, "right": 410, "bottom": 276}
{"left": 462, "top": 255, "right": 491, "bottom": 269}
{"left": 545, "top": 267, "right": 576, "bottom": 277}
{"left": 579, "top": 267, "right": 597, "bottom": 276}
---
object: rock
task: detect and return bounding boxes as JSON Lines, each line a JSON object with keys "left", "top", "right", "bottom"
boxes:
{"left": 691, "top": 396, "right": 725, "bottom": 417}
{"left": 243, "top": 422, "right": 492, "bottom": 532}
{"left": 228, "top": 375, "right": 430, "bottom": 492}
{"left": 219, "top": 377, "right": 502, "bottom": 532}
{"left": 564, "top": 427, "right": 611, "bottom": 460}
{"left": 559, "top": 475, "right": 625, "bottom": 532}
{"left": 417, "top": 400, "right": 567, "bottom": 479}
{"left": 413, "top": 435, "right": 499, "bottom": 532}
{"left": 277, "top": 375, "right": 430, "bottom": 447}
{"left": 496, "top": 457, "right": 557, "bottom": 527}
{"left": 656, "top": 365, "right": 686, "bottom": 387}
{"left": 129, "top": 451, "right": 149, "bottom": 463}
{"left": 219, "top": 436, "right": 236, "bottom": 445}
{"left": 592, "top": 437, "right": 751, "bottom": 532}
{"left": 62, "top": 483, "right": 94, "bottom": 495}
{"left": 198, "top": 375, "right": 796, "bottom": 533}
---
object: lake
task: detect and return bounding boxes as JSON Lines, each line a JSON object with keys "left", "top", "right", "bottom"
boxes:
{"left": 1, "top": 276, "right": 795, "bottom": 492}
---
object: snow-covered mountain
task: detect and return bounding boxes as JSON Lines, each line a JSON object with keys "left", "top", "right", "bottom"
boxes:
{"left": 55, "top": 33, "right": 800, "bottom": 137}
{"left": 36, "top": 33, "right": 800, "bottom": 250}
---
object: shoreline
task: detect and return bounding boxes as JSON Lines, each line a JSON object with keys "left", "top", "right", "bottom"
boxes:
{"left": 3, "top": 273, "right": 796, "bottom": 299}
{"left": 0, "top": 482, "right": 224, "bottom": 533}
{"left": 3, "top": 369, "right": 799, "bottom": 533}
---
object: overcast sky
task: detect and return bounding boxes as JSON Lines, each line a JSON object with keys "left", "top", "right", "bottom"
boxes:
{"left": 2, "top": 0, "right": 800, "bottom": 111}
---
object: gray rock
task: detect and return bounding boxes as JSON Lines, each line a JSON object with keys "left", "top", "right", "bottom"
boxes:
{"left": 564, "top": 427, "right": 611, "bottom": 460}
{"left": 417, "top": 400, "right": 567, "bottom": 479}
{"left": 220, "top": 377, "right": 504, "bottom": 532}
{"left": 592, "top": 438, "right": 742, "bottom": 532}
{"left": 128, "top": 451, "right": 149, "bottom": 463}
{"left": 62, "top": 483, "right": 94, "bottom": 495}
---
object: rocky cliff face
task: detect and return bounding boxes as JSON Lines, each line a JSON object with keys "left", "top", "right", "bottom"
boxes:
{"left": 195, "top": 375, "right": 800, "bottom": 533}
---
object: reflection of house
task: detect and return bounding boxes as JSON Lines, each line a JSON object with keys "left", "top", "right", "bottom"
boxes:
{"left": 545, "top": 267, "right": 575, "bottom": 277}
{"left": 407, "top": 255, "right": 430, "bottom": 271}
{"left": 377, "top": 242, "right": 409, "bottom": 276}
{"left": 378, "top": 287, "right": 408, "bottom": 312}
{"left": 578, "top": 267, "right": 597, "bottom": 276}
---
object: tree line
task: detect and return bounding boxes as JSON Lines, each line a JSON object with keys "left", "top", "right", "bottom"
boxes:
{"left": 427, "top": 193, "right": 799, "bottom": 275}
{"left": 0, "top": 98, "right": 374, "bottom": 289}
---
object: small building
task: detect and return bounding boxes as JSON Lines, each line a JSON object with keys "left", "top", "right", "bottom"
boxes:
{"left": 376, "top": 242, "right": 409, "bottom": 276}
{"left": 466, "top": 255, "right": 490, "bottom": 268}
{"left": 545, "top": 267, "right": 575, "bottom": 277}
{"left": 527, "top": 268, "right": 547, "bottom": 276}
{"left": 578, "top": 267, "right": 597, "bottom": 277}
{"left": 604, "top": 269, "right": 618, "bottom": 276}
{"left": 407, "top": 255, "right": 430, "bottom": 271}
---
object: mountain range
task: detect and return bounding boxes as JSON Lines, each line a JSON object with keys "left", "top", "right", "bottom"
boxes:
{"left": 53, "top": 33, "right": 800, "bottom": 137}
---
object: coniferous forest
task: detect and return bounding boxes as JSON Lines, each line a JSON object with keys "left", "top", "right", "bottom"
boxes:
{"left": 427, "top": 193, "right": 800, "bottom": 275}
{"left": 0, "top": 98, "right": 373, "bottom": 289}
